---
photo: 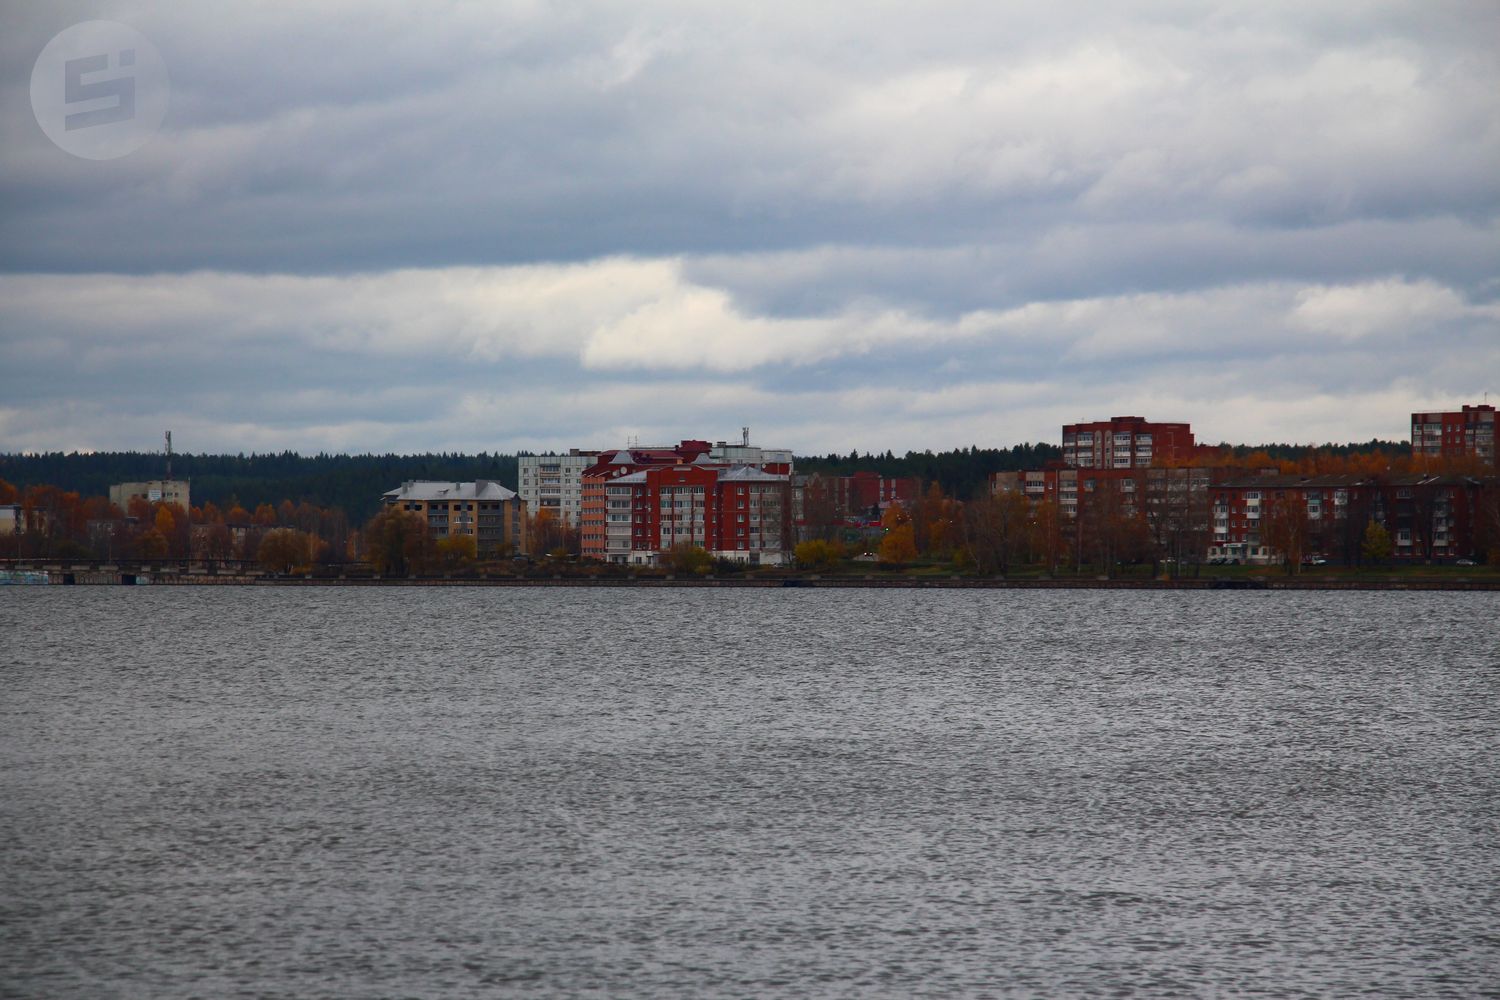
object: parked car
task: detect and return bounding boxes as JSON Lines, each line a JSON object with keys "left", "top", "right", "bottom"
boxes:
{"left": 1456, "top": 558, "right": 1477, "bottom": 566}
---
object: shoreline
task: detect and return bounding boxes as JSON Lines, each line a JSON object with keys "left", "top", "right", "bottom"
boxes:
{"left": 3, "top": 565, "right": 1497, "bottom": 591}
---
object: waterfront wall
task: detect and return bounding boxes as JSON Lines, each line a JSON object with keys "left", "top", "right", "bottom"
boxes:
{"left": 4, "top": 562, "right": 1497, "bottom": 591}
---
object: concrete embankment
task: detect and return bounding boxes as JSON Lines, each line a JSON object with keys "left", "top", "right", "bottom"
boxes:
{"left": 5, "top": 564, "right": 1498, "bottom": 591}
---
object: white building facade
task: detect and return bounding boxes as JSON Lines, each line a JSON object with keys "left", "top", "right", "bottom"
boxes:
{"left": 516, "top": 450, "right": 598, "bottom": 527}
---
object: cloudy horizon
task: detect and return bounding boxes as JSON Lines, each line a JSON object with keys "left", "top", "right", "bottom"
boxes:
{"left": 3, "top": 1, "right": 1497, "bottom": 456}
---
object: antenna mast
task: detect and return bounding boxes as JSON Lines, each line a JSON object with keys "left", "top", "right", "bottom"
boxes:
{"left": 165, "top": 430, "right": 173, "bottom": 480}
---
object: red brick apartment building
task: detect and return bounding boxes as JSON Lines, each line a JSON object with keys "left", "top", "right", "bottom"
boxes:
{"left": 1061, "top": 416, "right": 1195, "bottom": 469}
{"left": 579, "top": 437, "right": 793, "bottom": 563}
{"left": 1209, "top": 474, "right": 1490, "bottom": 564}
{"left": 607, "top": 464, "right": 792, "bottom": 566}
{"left": 1411, "top": 404, "right": 1496, "bottom": 467}
{"left": 794, "top": 471, "right": 919, "bottom": 529}
{"left": 838, "top": 471, "right": 917, "bottom": 516}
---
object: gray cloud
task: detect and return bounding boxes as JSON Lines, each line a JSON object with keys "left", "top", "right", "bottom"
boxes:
{"left": 1, "top": 1, "right": 1497, "bottom": 455}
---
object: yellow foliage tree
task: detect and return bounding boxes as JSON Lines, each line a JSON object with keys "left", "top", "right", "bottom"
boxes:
{"left": 435, "top": 533, "right": 478, "bottom": 570}
{"left": 878, "top": 523, "right": 917, "bottom": 564}
{"left": 881, "top": 503, "right": 911, "bottom": 529}
{"left": 662, "top": 543, "right": 713, "bottom": 575}
{"left": 794, "top": 538, "right": 844, "bottom": 571}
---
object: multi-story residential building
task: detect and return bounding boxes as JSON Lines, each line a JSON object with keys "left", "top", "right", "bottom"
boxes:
{"left": 381, "top": 480, "right": 527, "bottom": 555}
{"left": 992, "top": 464, "right": 1228, "bottom": 567}
{"left": 0, "top": 504, "right": 20, "bottom": 536}
{"left": 794, "top": 471, "right": 919, "bottom": 537}
{"left": 1208, "top": 473, "right": 1488, "bottom": 564}
{"left": 516, "top": 450, "right": 599, "bottom": 527}
{"left": 110, "top": 479, "right": 191, "bottom": 511}
{"left": 608, "top": 463, "right": 792, "bottom": 566}
{"left": 1061, "top": 417, "right": 1195, "bottom": 469}
{"left": 994, "top": 465, "right": 1219, "bottom": 516}
{"left": 707, "top": 430, "right": 794, "bottom": 474}
{"left": 836, "top": 471, "right": 917, "bottom": 517}
{"left": 581, "top": 441, "right": 714, "bottom": 561}
{"left": 1411, "top": 404, "right": 1496, "bottom": 467}
{"left": 579, "top": 435, "right": 793, "bottom": 561}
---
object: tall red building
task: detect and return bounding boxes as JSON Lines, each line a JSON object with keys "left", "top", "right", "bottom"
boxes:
{"left": 1411, "top": 404, "right": 1496, "bottom": 467}
{"left": 579, "top": 436, "right": 793, "bottom": 562}
{"left": 607, "top": 463, "right": 792, "bottom": 566}
{"left": 1061, "top": 417, "right": 1195, "bottom": 469}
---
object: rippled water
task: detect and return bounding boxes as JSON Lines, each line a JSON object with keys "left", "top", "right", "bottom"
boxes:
{"left": 2, "top": 588, "right": 1497, "bottom": 998}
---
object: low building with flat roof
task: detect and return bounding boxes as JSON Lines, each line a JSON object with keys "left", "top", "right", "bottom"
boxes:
{"left": 110, "top": 479, "right": 191, "bottom": 511}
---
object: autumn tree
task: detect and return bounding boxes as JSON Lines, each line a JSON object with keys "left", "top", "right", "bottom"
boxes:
{"left": 878, "top": 523, "right": 917, "bottom": 565}
{"left": 798, "top": 474, "right": 843, "bottom": 542}
{"left": 257, "top": 528, "right": 315, "bottom": 574}
{"left": 794, "top": 538, "right": 845, "bottom": 571}
{"left": 364, "top": 508, "right": 432, "bottom": 576}
{"left": 1030, "top": 497, "right": 1066, "bottom": 576}
{"left": 135, "top": 529, "right": 169, "bottom": 560}
{"left": 435, "top": 533, "right": 478, "bottom": 571}
{"left": 528, "top": 508, "right": 567, "bottom": 557}
{"left": 661, "top": 543, "right": 713, "bottom": 575}
{"left": 1360, "top": 520, "right": 1393, "bottom": 566}
{"left": 1262, "top": 491, "right": 1311, "bottom": 574}
{"left": 1075, "top": 477, "right": 1145, "bottom": 576}
{"left": 200, "top": 522, "right": 234, "bottom": 561}
{"left": 911, "top": 483, "right": 960, "bottom": 557}
{"left": 962, "top": 490, "right": 1031, "bottom": 576}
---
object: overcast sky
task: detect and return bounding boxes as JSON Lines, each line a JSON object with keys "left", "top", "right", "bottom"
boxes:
{"left": 2, "top": 1, "right": 1497, "bottom": 456}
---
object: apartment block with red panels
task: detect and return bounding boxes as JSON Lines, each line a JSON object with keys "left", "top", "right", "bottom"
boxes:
{"left": 1411, "top": 404, "right": 1496, "bottom": 467}
{"left": 577, "top": 438, "right": 794, "bottom": 563}
{"left": 1061, "top": 416, "right": 1195, "bottom": 469}
{"left": 1209, "top": 473, "right": 1490, "bottom": 564}
{"left": 994, "top": 465, "right": 1221, "bottom": 519}
{"left": 579, "top": 441, "right": 713, "bottom": 561}
{"left": 837, "top": 471, "right": 918, "bottom": 517}
{"left": 606, "top": 463, "right": 792, "bottom": 566}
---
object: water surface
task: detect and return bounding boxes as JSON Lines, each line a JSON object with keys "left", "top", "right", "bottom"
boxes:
{"left": 2, "top": 588, "right": 1496, "bottom": 997}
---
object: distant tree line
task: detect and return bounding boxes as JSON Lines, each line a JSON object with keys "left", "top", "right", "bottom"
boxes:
{"left": 0, "top": 438, "right": 1419, "bottom": 523}
{"left": 0, "top": 451, "right": 519, "bottom": 522}
{"left": 796, "top": 444, "right": 1064, "bottom": 499}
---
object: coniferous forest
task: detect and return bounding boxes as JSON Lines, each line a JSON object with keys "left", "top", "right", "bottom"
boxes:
{"left": 0, "top": 445, "right": 1073, "bottom": 520}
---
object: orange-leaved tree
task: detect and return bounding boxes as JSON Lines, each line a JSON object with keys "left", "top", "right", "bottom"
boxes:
{"left": 257, "top": 528, "right": 315, "bottom": 574}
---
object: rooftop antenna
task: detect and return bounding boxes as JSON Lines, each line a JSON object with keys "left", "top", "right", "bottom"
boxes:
{"left": 165, "top": 430, "right": 172, "bottom": 480}
{"left": 742, "top": 426, "right": 750, "bottom": 447}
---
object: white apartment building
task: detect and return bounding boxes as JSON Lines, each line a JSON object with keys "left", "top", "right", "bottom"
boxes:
{"left": 516, "top": 450, "right": 598, "bottom": 527}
